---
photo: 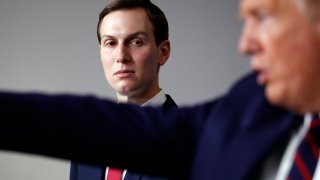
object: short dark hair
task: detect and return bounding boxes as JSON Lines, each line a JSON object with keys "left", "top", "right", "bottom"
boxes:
{"left": 97, "top": 0, "right": 169, "bottom": 46}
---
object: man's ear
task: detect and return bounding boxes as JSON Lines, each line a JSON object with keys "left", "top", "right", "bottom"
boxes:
{"left": 158, "top": 40, "right": 171, "bottom": 66}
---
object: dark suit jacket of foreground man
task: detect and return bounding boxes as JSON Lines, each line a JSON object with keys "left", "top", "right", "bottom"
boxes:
{"left": 70, "top": 94, "right": 178, "bottom": 180}
{"left": 0, "top": 73, "right": 302, "bottom": 180}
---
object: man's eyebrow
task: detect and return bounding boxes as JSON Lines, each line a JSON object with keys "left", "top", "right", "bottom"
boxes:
{"left": 127, "top": 31, "right": 149, "bottom": 38}
{"left": 100, "top": 31, "right": 149, "bottom": 40}
{"left": 100, "top": 34, "right": 112, "bottom": 39}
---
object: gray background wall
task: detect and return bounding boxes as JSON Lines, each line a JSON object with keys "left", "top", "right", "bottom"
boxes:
{"left": 0, "top": 0, "right": 250, "bottom": 179}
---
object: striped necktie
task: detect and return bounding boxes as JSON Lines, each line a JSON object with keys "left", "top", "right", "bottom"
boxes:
{"left": 288, "top": 114, "right": 320, "bottom": 180}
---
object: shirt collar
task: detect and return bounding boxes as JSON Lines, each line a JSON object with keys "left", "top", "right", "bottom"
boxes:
{"left": 141, "top": 89, "right": 166, "bottom": 107}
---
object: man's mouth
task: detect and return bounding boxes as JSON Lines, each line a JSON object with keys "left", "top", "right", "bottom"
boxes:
{"left": 256, "top": 70, "right": 268, "bottom": 85}
{"left": 113, "top": 70, "right": 135, "bottom": 78}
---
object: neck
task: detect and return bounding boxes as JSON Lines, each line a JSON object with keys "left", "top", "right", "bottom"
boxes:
{"left": 117, "top": 87, "right": 161, "bottom": 105}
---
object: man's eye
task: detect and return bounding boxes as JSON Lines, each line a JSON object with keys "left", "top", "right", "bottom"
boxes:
{"left": 104, "top": 40, "right": 117, "bottom": 47}
{"left": 254, "top": 10, "right": 270, "bottom": 22}
{"left": 131, "top": 39, "right": 144, "bottom": 47}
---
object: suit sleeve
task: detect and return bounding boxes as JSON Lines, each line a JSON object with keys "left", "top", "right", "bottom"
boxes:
{"left": 0, "top": 91, "right": 216, "bottom": 178}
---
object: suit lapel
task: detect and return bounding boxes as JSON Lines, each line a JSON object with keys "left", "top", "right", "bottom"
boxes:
{"left": 70, "top": 162, "right": 105, "bottom": 180}
{"left": 163, "top": 94, "right": 178, "bottom": 108}
{"left": 124, "top": 171, "right": 142, "bottom": 180}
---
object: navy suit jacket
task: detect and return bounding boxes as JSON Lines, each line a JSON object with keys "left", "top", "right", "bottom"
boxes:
{"left": 0, "top": 73, "right": 302, "bottom": 179}
{"left": 70, "top": 94, "right": 178, "bottom": 180}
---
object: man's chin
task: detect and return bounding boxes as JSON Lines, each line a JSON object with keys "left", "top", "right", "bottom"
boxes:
{"left": 265, "top": 89, "right": 306, "bottom": 115}
{"left": 265, "top": 87, "right": 285, "bottom": 108}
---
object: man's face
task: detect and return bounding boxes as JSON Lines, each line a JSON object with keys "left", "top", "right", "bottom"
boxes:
{"left": 239, "top": 0, "right": 320, "bottom": 113}
{"left": 99, "top": 8, "right": 169, "bottom": 99}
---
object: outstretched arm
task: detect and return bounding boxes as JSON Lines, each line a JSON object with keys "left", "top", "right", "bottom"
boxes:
{"left": 0, "top": 92, "right": 211, "bottom": 178}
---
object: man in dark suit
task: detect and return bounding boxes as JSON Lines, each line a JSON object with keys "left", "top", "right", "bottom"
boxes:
{"left": 70, "top": 0, "right": 177, "bottom": 180}
{"left": 1, "top": 0, "right": 320, "bottom": 179}
{"left": 237, "top": 0, "right": 320, "bottom": 179}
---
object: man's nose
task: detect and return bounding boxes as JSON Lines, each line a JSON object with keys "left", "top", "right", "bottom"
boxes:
{"left": 115, "top": 45, "right": 130, "bottom": 63}
{"left": 238, "top": 22, "right": 259, "bottom": 56}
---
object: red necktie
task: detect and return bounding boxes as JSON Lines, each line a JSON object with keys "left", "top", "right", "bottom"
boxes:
{"left": 106, "top": 167, "right": 123, "bottom": 180}
{"left": 288, "top": 114, "right": 320, "bottom": 180}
